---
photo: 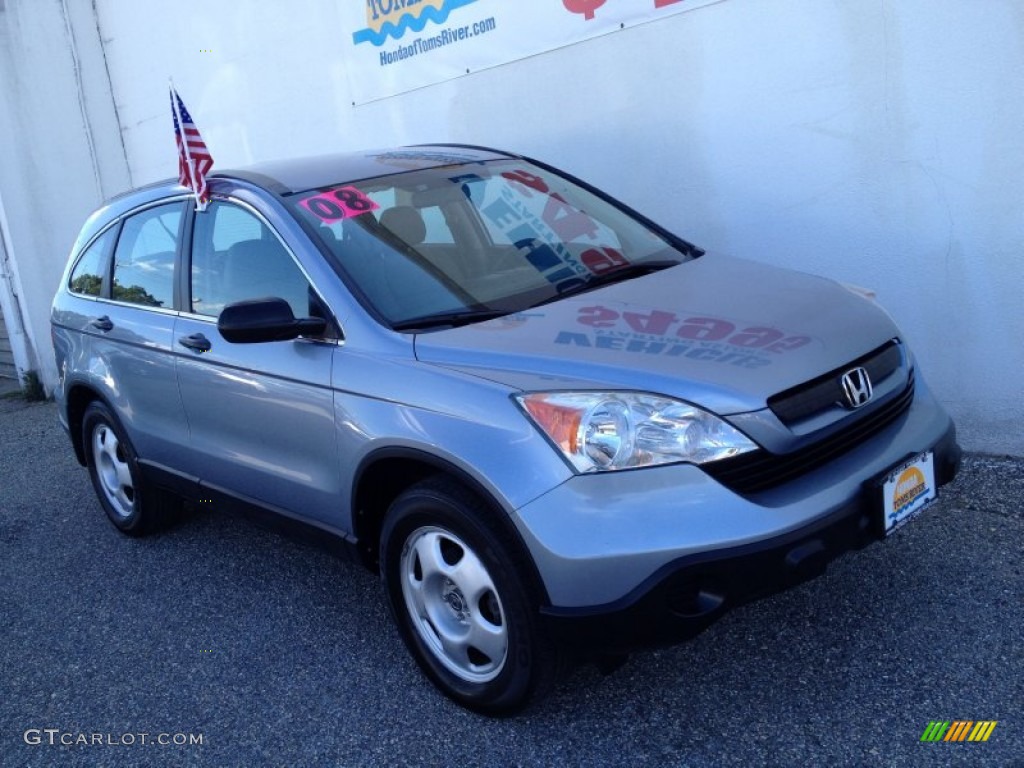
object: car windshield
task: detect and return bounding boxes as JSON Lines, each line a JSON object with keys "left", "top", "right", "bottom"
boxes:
{"left": 286, "top": 158, "right": 695, "bottom": 329}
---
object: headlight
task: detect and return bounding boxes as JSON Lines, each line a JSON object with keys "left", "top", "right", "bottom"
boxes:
{"left": 515, "top": 392, "right": 757, "bottom": 473}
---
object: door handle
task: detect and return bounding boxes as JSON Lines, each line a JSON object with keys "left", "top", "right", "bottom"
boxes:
{"left": 89, "top": 315, "right": 113, "bottom": 332}
{"left": 178, "top": 333, "right": 212, "bottom": 353}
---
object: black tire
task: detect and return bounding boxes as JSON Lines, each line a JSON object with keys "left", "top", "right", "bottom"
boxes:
{"left": 380, "top": 477, "right": 560, "bottom": 716}
{"left": 82, "top": 401, "right": 177, "bottom": 536}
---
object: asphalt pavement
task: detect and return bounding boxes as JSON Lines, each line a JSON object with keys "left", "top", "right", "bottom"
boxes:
{"left": 1, "top": 398, "right": 1021, "bottom": 767}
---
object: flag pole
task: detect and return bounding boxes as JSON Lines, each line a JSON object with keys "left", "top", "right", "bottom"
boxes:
{"left": 169, "top": 78, "right": 207, "bottom": 212}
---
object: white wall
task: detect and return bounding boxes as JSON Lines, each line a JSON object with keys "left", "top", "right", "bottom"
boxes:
{"left": 0, "top": 0, "right": 131, "bottom": 387}
{"left": 5, "top": 0, "right": 1022, "bottom": 454}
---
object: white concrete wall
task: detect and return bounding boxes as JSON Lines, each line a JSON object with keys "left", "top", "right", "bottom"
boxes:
{"left": 0, "top": 0, "right": 131, "bottom": 387}
{"left": 5, "top": 0, "right": 1022, "bottom": 454}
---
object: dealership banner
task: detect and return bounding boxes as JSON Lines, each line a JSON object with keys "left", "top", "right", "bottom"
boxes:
{"left": 345, "top": 0, "right": 724, "bottom": 103}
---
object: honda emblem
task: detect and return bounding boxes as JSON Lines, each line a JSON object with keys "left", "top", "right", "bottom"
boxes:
{"left": 840, "top": 367, "right": 873, "bottom": 409}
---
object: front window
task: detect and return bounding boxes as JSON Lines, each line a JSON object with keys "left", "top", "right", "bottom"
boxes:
{"left": 190, "top": 201, "right": 315, "bottom": 320}
{"left": 286, "top": 159, "right": 693, "bottom": 329}
{"left": 111, "top": 203, "right": 182, "bottom": 308}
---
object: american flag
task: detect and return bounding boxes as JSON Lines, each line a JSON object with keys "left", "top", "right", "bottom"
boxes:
{"left": 170, "top": 86, "right": 213, "bottom": 204}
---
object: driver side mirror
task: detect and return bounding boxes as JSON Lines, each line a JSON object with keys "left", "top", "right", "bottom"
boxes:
{"left": 217, "top": 297, "right": 327, "bottom": 343}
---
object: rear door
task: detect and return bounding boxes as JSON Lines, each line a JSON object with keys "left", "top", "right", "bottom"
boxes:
{"left": 86, "top": 200, "right": 190, "bottom": 470}
{"left": 173, "top": 198, "right": 342, "bottom": 526}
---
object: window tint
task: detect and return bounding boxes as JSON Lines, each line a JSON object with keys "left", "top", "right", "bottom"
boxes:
{"left": 191, "top": 202, "right": 313, "bottom": 319}
{"left": 69, "top": 227, "right": 116, "bottom": 297}
{"left": 289, "top": 160, "right": 684, "bottom": 326}
{"left": 471, "top": 175, "right": 623, "bottom": 253}
{"left": 420, "top": 206, "right": 454, "bottom": 244}
{"left": 111, "top": 203, "right": 181, "bottom": 308}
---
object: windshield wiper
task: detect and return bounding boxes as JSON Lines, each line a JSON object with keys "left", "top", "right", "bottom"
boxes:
{"left": 391, "top": 308, "right": 511, "bottom": 331}
{"left": 534, "top": 260, "right": 681, "bottom": 306}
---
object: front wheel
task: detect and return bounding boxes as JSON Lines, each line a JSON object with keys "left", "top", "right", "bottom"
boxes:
{"left": 380, "top": 478, "right": 559, "bottom": 715}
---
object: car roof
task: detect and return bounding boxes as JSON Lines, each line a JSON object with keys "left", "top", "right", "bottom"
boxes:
{"left": 85, "top": 144, "right": 517, "bottom": 247}
{"left": 104, "top": 144, "right": 515, "bottom": 206}
{"left": 213, "top": 144, "right": 515, "bottom": 196}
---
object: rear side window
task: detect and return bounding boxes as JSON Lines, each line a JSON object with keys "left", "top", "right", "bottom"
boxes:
{"left": 190, "top": 201, "right": 313, "bottom": 319}
{"left": 69, "top": 227, "right": 116, "bottom": 297}
{"left": 111, "top": 203, "right": 182, "bottom": 308}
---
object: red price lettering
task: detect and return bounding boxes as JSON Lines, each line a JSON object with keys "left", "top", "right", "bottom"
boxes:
{"left": 300, "top": 186, "right": 380, "bottom": 223}
{"left": 501, "top": 169, "right": 549, "bottom": 197}
{"left": 563, "top": 0, "right": 607, "bottom": 20}
{"left": 581, "top": 247, "right": 628, "bottom": 275}
{"left": 677, "top": 317, "right": 735, "bottom": 342}
{"left": 765, "top": 336, "right": 812, "bottom": 354}
{"left": 545, "top": 195, "right": 599, "bottom": 242}
{"left": 578, "top": 305, "right": 619, "bottom": 328}
{"left": 623, "top": 309, "right": 678, "bottom": 335}
{"left": 727, "top": 327, "right": 785, "bottom": 348}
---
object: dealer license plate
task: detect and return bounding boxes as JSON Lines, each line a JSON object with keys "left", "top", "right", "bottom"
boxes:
{"left": 877, "top": 451, "right": 937, "bottom": 535}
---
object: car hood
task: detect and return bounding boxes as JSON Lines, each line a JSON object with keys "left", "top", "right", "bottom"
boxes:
{"left": 413, "top": 254, "right": 900, "bottom": 415}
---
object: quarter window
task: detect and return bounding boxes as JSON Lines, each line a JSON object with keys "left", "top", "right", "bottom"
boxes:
{"left": 190, "top": 202, "right": 314, "bottom": 319}
{"left": 69, "top": 227, "right": 116, "bottom": 297}
{"left": 111, "top": 203, "right": 182, "bottom": 308}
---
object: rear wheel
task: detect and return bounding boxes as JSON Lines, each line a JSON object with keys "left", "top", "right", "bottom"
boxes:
{"left": 82, "top": 401, "right": 176, "bottom": 536}
{"left": 381, "top": 477, "right": 559, "bottom": 715}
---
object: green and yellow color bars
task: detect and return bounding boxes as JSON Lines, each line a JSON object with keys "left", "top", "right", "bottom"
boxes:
{"left": 920, "top": 721, "right": 998, "bottom": 742}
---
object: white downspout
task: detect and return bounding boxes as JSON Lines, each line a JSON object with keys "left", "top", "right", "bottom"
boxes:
{"left": 0, "top": 192, "right": 38, "bottom": 385}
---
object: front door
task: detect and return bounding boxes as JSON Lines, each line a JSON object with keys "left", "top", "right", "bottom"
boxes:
{"left": 173, "top": 199, "right": 341, "bottom": 527}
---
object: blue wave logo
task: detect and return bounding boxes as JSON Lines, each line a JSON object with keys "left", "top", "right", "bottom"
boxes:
{"left": 353, "top": 0, "right": 479, "bottom": 47}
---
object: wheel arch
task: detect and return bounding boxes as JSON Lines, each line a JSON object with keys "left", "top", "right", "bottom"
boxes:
{"left": 350, "top": 446, "right": 551, "bottom": 606}
{"left": 65, "top": 381, "right": 109, "bottom": 466}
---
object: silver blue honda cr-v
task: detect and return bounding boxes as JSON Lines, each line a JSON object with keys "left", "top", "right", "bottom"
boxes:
{"left": 52, "top": 145, "right": 961, "bottom": 714}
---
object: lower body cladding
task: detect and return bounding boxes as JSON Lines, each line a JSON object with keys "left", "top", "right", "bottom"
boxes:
{"left": 512, "top": 385, "right": 961, "bottom": 652}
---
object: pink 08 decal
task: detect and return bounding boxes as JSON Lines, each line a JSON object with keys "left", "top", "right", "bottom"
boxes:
{"left": 300, "top": 186, "right": 380, "bottom": 222}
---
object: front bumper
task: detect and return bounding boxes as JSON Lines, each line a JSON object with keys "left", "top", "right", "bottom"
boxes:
{"left": 538, "top": 421, "right": 960, "bottom": 651}
{"left": 510, "top": 376, "right": 961, "bottom": 651}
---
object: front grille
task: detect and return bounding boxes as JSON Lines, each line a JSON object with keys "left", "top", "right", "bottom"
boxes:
{"left": 768, "top": 340, "right": 902, "bottom": 425}
{"left": 705, "top": 372, "right": 916, "bottom": 495}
